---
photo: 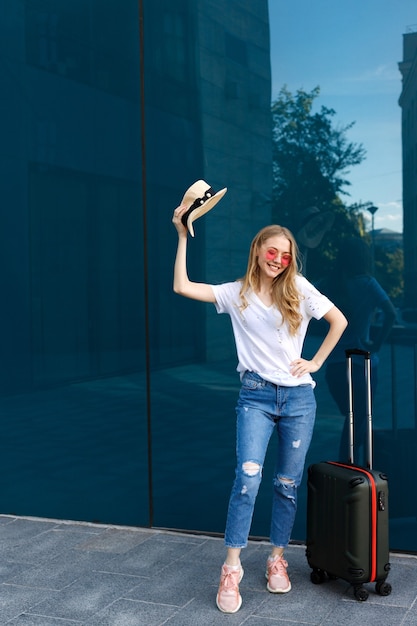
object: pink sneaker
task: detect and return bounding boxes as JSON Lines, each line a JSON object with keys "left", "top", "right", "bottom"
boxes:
{"left": 266, "top": 555, "right": 291, "bottom": 593}
{"left": 216, "top": 563, "right": 244, "bottom": 613}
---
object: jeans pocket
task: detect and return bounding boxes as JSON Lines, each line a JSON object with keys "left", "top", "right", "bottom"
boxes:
{"left": 242, "top": 371, "right": 264, "bottom": 390}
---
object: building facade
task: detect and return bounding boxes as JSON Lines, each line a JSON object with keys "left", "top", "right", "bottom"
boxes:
{"left": 399, "top": 28, "right": 417, "bottom": 318}
{"left": 0, "top": 0, "right": 272, "bottom": 531}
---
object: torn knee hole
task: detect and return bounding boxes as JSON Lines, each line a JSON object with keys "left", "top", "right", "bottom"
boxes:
{"left": 278, "top": 476, "right": 295, "bottom": 486}
{"left": 242, "top": 461, "right": 261, "bottom": 477}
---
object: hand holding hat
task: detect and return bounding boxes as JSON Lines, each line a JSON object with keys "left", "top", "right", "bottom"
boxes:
{"left": 177, "top": 180, "right": 227, "bottom": 237}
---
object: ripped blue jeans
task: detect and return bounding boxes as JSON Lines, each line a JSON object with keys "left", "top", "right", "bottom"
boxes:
{"left": 224, "top": 371, "right": 316, "bottom": 549}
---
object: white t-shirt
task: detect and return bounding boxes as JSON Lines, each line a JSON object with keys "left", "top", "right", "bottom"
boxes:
{"left": 211, "top": 275, "right": 334, "bottom": 387}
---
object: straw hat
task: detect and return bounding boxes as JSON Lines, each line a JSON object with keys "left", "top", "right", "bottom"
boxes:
{"left": 181, "top": 180, "right": 227, "bottom": 237}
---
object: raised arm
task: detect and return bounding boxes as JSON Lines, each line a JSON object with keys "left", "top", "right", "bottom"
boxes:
{"left": 172, "top": 204, "right": 217, "bottom": 302}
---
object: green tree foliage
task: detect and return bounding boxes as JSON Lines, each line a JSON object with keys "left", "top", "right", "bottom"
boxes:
{"left": 302, "top": 203, "right": 365, "bottom": 280}
{"left": 271, "top": 85, "right": 366, "bottom": 231}
{"left": 375, "top": 246, "right": 404, "bottom": 304}
{"left": 271, "top": 86, "right": 403, "bottom": 302}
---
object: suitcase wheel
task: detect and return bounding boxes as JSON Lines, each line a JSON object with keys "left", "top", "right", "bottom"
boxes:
{"left": 310, "top": 568, "right": 327, "bottom": 584}
{"left": 353, "top": 585, "right": 369, "bottom": 602}
{"left": 376, "top": 580, "right": 392, "bottom": 596}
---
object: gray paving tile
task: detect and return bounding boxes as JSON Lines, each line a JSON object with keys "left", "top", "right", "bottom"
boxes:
{"left": 163, "top": 592, "right": 268, "bottom": 626}
{"left": 1, "top": 528, "right": 104, "bottom": 565}
{"left": 6, "top": 616, "right": 81, "bottom": 625}
{"left": 253, "top": 570, "right": 342, "bottom": 624}
{"left": 26, "top": 571, "right": 142, "bottom": 621}
{"left": 381, "top": 555, "right": 417, "bottom": 607}
{"left": 0, "top": 518, "right": 59, "bottom": 544}
{"left": 0, "top": 518, "right": 103, "bottom": 564}
{"left": 6, "top": 548, "right": 120, "bottom": 591}
{"left": 87, "top": 598, "right": 179, "bottom": 626}
{"left": 0, "top": 585, "right": 57, "bottom": 623}
{"left": 51, "top": 521, "right": 104, "bottom": 533}
{"left": 240, "top": 614, "right": 302, "bottom": 626}
{"left": 321, "top": 602, "right": 407, "bottom": 626}
{"left": 402, "top": 604, "right": 417, "bottom": 626}
{"left": 74, "top": 528, "right": 153, "bottom": 554}
{"left": 0, "top": 561, "right": 32, "bottom": 584}
{"left": 100, "top": 533, "right": 209, "bottom": 577}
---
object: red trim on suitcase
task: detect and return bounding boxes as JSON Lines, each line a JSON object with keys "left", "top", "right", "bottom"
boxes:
{"left": 327, "top": 461, "right": 378, "bottom": 582}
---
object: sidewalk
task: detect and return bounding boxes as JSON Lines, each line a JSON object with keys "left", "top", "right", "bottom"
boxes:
{"left": 0, "top": 515, "right": 416, "bottom": 625}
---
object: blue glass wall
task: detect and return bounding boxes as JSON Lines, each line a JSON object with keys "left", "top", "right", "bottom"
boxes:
{"left": 0, "top": 0, "right": 415, "bottom": 554}
{"left": 0, "top": 0, "right": 149, "bottom": 525}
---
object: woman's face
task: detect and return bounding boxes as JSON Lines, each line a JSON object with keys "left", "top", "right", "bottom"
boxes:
{"left": 257, "top": 235, "right": 292, "bottom": 280}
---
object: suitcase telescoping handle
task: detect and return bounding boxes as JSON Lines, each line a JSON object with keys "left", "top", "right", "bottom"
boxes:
{"left": 345, "top": 349, "right": 373, "bottom": 469}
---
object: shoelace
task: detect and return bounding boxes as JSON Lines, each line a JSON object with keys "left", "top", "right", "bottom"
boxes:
{"left": 220, "top": 569, "right": 240, "bottom": 591}
{"left": 269, "top": 558, "right": 288, "bottom": 575}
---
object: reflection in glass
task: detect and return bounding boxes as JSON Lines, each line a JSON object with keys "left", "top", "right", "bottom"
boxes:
{"left": 269, "top": 3, "right": 417, "bottom": 551}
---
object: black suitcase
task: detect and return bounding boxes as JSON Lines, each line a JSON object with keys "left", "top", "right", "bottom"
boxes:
{"left": 305, "top": 349, "right": 392, "bottom": 601}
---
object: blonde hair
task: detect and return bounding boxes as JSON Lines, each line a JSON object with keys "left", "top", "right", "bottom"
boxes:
{"left": 239, "top": 225, "right": 303, "bottom": 335}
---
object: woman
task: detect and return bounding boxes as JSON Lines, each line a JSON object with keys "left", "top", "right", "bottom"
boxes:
{"left": 172, "top": 206, "right": 347, "bottom": 614}
{"left": 321, "top": 237, "right": 396, "bottom": 464}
